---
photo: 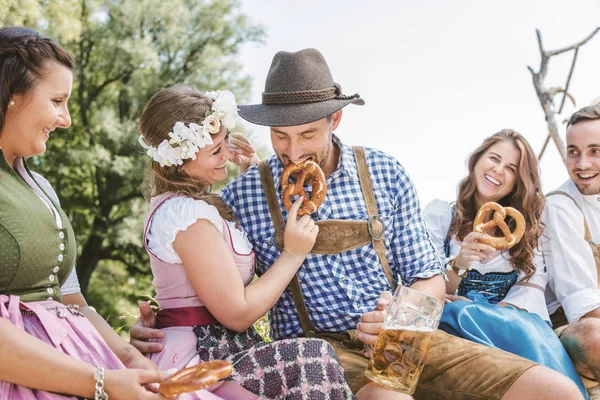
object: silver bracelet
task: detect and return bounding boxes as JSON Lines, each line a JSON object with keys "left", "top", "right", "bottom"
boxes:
{"left": 94, "top": 367, "right": 108, "bottom": 400}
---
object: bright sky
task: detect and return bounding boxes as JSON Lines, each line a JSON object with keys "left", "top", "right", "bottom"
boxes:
{"left": 237, "top": 0, "right": 600, "bottom": 208}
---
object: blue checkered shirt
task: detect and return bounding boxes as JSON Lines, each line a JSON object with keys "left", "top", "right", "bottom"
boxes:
{"left": 221, "top": 135, "right": 443, "bottom": 340}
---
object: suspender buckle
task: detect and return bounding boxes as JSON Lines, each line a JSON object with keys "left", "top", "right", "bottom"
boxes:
{"left": 367, "top": 215, "right": 385, "bottom": 241}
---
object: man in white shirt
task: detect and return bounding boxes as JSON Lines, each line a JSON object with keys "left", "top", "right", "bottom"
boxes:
{"left": 544, "top": 104, "right": 600, "bottom": 389}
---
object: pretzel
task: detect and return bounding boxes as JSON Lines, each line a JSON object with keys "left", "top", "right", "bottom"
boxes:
{"left": 473, "top": 202, "right": 526, "bottom": 250}
{"left": 281, "top": 159, "right": 327, "bottom": 216}
{"left": 159, "top": 360, "right": 233, "bottom": 398}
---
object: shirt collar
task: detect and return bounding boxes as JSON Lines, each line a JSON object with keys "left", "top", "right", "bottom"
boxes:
{"left": 582, "top": 192, "right": 600, "bottom": 211}
{"left": 333, "top": 134, "right": 358, "bottom": 179}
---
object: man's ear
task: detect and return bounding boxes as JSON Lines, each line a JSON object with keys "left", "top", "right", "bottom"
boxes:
{"left": 331, "top": 109, "right": 343, "bottom": 131}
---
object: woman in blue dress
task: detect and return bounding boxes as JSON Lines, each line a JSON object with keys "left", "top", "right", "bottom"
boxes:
{"left": 423, "top": 129, "right": 588, "bottom": 398}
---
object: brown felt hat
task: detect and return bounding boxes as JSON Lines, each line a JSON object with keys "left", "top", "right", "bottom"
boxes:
{"left": 238, "top": 48, "right": 364, "bottom": 127}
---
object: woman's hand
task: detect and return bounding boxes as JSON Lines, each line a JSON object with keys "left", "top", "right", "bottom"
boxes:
{"left": 228, "top": 132, "right": 259, "bottom": 172}
{"left": 454, "top": 232, "right": 496, "bottom": 269}
{"left": 283, "top": 197, "right": 319, "bottom": 259}
{"left": 124, "top": 351, "right": 160, "bottom": 371}
{"left": 104, "top": 368, "right": 166, "bottom": 399}
{"left": 444, "top": 294, "right": 472, "bottom": 304}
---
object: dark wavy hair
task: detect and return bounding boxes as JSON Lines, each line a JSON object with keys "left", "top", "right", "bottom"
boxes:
{"left": 0, "top": 27, "right": 75, "bottom": 136}
{"left": 448, "top": 129, "right": 545, "bottom": 280}
{"left": 139, "top": 84, "right": 236, "bottom": 222}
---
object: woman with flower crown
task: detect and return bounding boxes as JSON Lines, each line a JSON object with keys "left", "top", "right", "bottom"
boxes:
{"left": 137, "top": 85, "right": 355, "bottom": 400}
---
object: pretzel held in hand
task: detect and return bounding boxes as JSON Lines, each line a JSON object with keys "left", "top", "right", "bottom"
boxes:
{"left": 281, "top": 160, "right": 327, "bottom": 216}
{"left": 159, "top": 360, "right": 233, "bottom": 398}
{"left": 473, "top": 202, "right": 526, "bottom": 250}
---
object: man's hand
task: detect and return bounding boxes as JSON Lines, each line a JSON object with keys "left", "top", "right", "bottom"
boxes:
{"left": 357, "top": 291, "right": 392, "bottom": 346}
{"left": 129, "top": 302, "right": 165, "bottom": 354}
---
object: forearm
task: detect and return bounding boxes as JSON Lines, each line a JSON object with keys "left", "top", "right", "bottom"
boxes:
{"left": 63, "top": 293, "right": 143, "bottom": 365}
{"left": 444, "top": 268, "right": 461, "bottom": 294}
{"left": 409, "top": 275, "right": 446, "bottom": 300}
{"left": 0, "top": 318, "right": 95, "bottom": 398}
{"left": 80, "top": 306, "right": 143, "bottom": 365}
{"left": 230, "top": 251, "right": 304, "bottom": 331}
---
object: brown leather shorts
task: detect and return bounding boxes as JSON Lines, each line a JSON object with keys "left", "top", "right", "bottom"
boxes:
{"left": 323, "top": 330, "right": 535, "bottom": 399}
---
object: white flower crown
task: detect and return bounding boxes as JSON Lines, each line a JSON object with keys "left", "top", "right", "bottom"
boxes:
{"left": 138, "top": 90, "right": 238, "bottom": 167}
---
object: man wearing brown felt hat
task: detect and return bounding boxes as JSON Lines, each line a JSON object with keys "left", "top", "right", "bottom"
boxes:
{"left": 132, "top": 49, "right": 580, "bottom": 400}
{"left": 233, "top": 48, "right": 576, "bottom": 400}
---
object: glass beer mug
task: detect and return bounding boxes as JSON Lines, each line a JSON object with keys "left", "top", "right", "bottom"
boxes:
{"left": 365, "top": 285, "right": 444, "bottom": 395}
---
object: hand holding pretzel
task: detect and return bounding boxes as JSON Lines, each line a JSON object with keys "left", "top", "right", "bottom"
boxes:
{"left": 159, "top": 360, "right": 233, "bottom": 398}
{"left": 281, "top": 160, "right": 327, "bottom": 216}
{"left": 472, "top": 202, "right": 526, "bottom": 250}
{"left": 454, "top": 231, "right": 497, "bottom": 269}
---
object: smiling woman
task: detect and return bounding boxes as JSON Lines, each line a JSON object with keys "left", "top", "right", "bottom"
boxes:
{"left": 1, "top": 65, "right": 72, "bottom": 161}
{"left": 421, "top": 129, "right": 589, "bottom": 397}
{"left": 0, "top": 32, "right": 73, "bottom": 166}
{"left": 425, "top": 129, "right": 545, "bottom": 303}
{"left": 0, "top": 26, "right": 168, "bottom": 399}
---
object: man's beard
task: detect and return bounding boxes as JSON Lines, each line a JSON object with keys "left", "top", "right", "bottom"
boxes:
{"left": 576, "top": 182, "right": 600, "bottom": 196}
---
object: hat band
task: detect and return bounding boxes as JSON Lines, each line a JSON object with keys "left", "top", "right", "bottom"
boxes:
{"left": 262, "top": 83, "right": 360, "bottom": 105}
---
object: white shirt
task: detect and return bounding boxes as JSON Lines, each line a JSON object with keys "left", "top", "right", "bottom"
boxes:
{"left": 543, "top": 179, "right": 600, "bottom": 323}
{"left": 147, "top": 196, "right": 253, "bottom": 264}
{"left": 424, "top": 199, "right": 550, "bottom": 322}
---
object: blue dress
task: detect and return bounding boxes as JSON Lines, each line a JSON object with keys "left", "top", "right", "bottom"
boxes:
{"left": 440, "top": 294, "right": 588, "bottom": 398}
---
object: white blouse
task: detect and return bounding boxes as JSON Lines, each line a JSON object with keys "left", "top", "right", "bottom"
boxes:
{"left": 146, "top": 196, "right": 253, "bottom": 264}
{"left": 543, "top": 179, "right": 600, "bottom": 323}
{"left": 424, "top": 199, "right": 550, "bottom": 322}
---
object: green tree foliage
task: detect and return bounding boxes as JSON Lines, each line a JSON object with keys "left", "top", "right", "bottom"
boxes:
{"left": 0, "top": 0, "right": 266, "bottom": 325}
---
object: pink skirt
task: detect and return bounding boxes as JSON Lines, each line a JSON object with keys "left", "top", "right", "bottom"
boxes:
{"left": 0, "top": 295, "right": 242, "bottom": 400}
{"left": 0, "top": 295, "right": 125, "bottom": 399}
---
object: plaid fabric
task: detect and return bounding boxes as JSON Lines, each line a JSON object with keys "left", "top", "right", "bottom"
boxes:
{"left": 194, "top": 325, "right": 354, "bottom": 399}
{"left": 221, "top": 135, "right": 443, "bottom": 340}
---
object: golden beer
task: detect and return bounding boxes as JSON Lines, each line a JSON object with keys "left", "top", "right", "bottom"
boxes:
{"left": 365, "top": 327, "right": 434, "bottom": 394}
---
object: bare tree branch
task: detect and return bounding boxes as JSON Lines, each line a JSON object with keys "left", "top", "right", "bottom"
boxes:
{"left": 546, "top": 27, "right": 600, "bottom": 57}
{"left": 532, "top": 27, "right": 600, "bottom": 163}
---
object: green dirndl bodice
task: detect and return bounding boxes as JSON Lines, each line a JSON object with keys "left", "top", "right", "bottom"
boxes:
{"left": 0, "top": 151, "right": 76, "bottom": 302}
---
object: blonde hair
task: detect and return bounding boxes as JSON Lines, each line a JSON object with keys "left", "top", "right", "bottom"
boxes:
{"left": 139, "top": 85, "right": 236, "bottom": 222}
{"left": 448, "top": 129, "right": 545, "bottom": 280}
